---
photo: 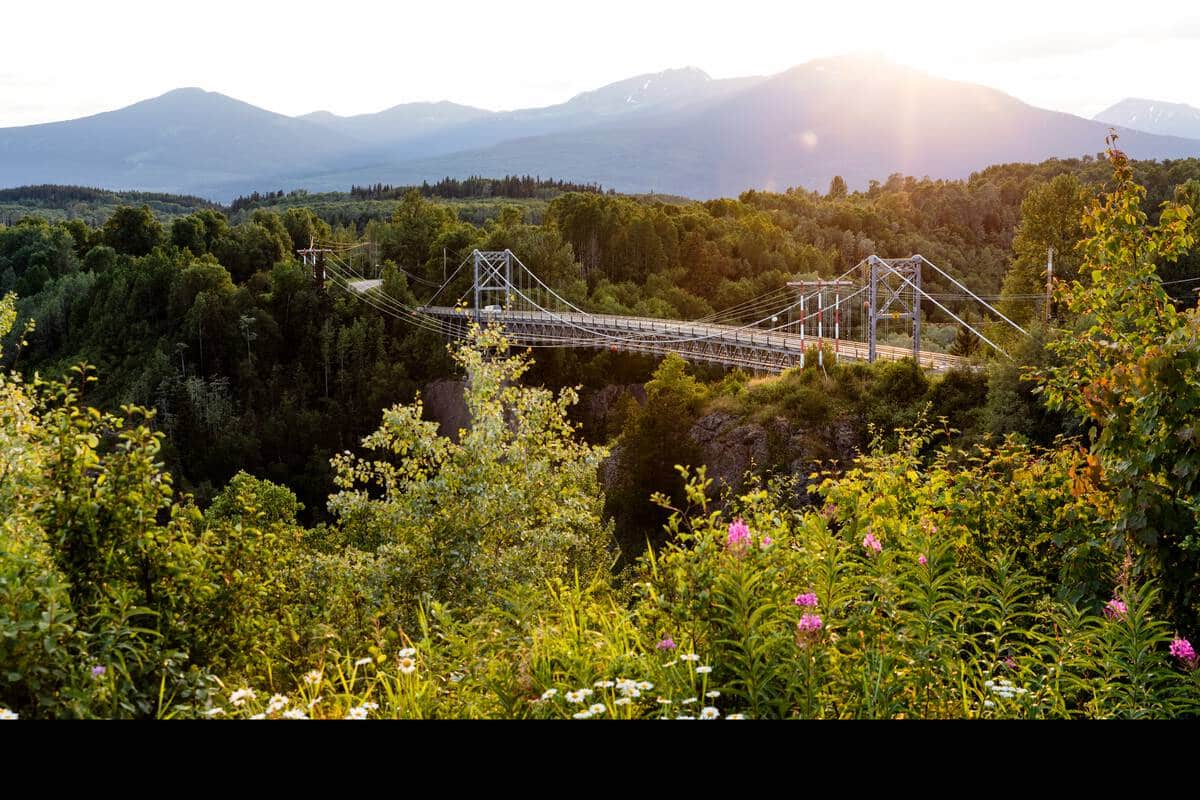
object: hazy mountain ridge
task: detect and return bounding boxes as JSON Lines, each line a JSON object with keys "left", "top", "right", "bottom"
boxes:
{"left": 1094, "top": 98, "right": 1200, "bottom": 140}
{"left": 3, "top": 58, "right": 1199, "bottom": 201}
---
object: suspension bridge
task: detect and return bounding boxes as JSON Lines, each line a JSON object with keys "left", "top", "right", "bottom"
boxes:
{"left": 299, "top": 243, "right": 1028, "bottom": 374}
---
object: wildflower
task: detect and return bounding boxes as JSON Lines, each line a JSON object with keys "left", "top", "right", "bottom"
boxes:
{"left": 588, "top": 703, "right": 606, "bottom": 715}
{"left": 230, "top": 688, "right": 256, "bottom": 707}
{"left": 657, "top": 697, "right": 673, "bottom": 705}
{"left": 303, "top": 669, "right": 323, "bottom": 685}
{"left": 1169, "top": 638, "right": 1197, "bottom": 668}
{"left": 663, "top": 661, "right": 677, "bottom": 668}
{"left": 1103, "top": 599, "right": 1128, "bottom": 620}
{"left": 797, "top": 614, "right": 823, "bottom": 632}
{"left": 695, "top": 665, "right": 713, "bottom": 675}
{"left": 727, "top": 518, "right": 750, "bottom": 555}
{"left": 760, "top": 535, "right": 773, "bottom": 549}
{"left": 636, "top": 681, "right": 653, "bottom": 691}
{"left": 0, "top": 708, "right": 18, "bottom": 720}
{"left": 282, "top": 709, "right": 308, "bottom": 720}
{"left": 398, "top": 647, "right": 416, "bottom": 658}
{"left": 249, "top": 713, "right": 266, "bottom": 720}
{"left": 346, "top": 707, "right": 368, "bottom": 720}
{"left": 572, "top": 711, "right": 593, "bottom": 720}
{"left": 594, "top": 680, "right": 616, "bottom": 689}
{"left": 362, "top": 702, "right": 379, "bottom": 711}
{"left": 354, "top": 657, "right": 373, "bottom": 667}
{"left": 566, "top": 690, "right": 587, "bottom": 704}
{"left": 539, "top": 689, "right": 559, "bottom": 701}
{"left": 700, "top": 706, "right": 720, "bottom": 720}
{"left": 793, "top": 592, "right": 818, "bottom": 608}
{"left": 680, "top": 653, "right": 701, "bottom": 662}
{"left": 615, "top": 679, "right": 637, "bottom": 695}
{"left": 726, "top": 713, "right": 745, "bottom": 720}
{"left": 398, "top": 656, "right": 417, "bottom": 675}
{"left": 266, "top": 694, "right": 289, "bottom": 715}
{"left": 1003, "top": 657, "right": 1017, "bottom": 670}
{"left": 580, "top": 688, "right": 594, "bottom": 698}
{"left": 675, "top": 715, "right": 696, "bottom": 720}
{"left": 983, "top": 700, "right": 995, "bottom": 709}
{"left": 307, "top": 696, "right": 323, "bottom": 710}
{"left": 706, "top": 690, "right": 720, "bottom": 699}
{"left": 862, "top": 531, "right": 882, "bottom": 554}
{"left": 91, "top": 665, "right": 106, "bottom": 678}
{"left": 656, "top": 637, "right": 677, "bottom": 651}
{"left": 918, "top": 554, "right": 928, "bottom": 566}
{"left": 615, "top": 697, "right": 632, "bottom": 706}
{"left": 204, "top": 707, "right": 226, "bottom": 717}
{"left": 681, "top": 697, "right": 698, "bottom": 705}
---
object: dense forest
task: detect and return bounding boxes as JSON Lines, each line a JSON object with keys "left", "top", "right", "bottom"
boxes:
{"left": 1, "top": 145, "right": 1199, "bottom": 718}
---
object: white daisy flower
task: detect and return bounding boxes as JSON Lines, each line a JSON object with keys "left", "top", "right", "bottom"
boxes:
{"left": 706, "top": 690, "right": 720, "bottom": 699}
{"left": 0, "top": 708, "right": 17, "bottom": 720}
{"left": 681, "top": 697, "right": 698, "bottom": 705}
{"left": 580, "top": 688, "right": 594, "bottom": 698}
{"left": 674, "top": 715, "right": 696, "bottom": 720}
{"left": 726, "top": 713, "right": 746, "bottom": 720}
{"left": 307, "top": 696, "right": 323, "bottom": 709}
{"left": 565, "top": 690, "right": 586, "bottom": 704}
{"left": 695, "top": 665, "right": 713, "bottom": 674}
{"left": 594, "top": 680, "right": 616, "bottom": 689}
{"left": 656, "top": 697, "right": 673, "bottom": 705}
{"left": 265, "top": 694, "right": 289, "bottom": 714}
{"left": 983, "top": 700, "right": 995, "bottom": 708}
{"left": 615, "top": 697, "right": 632, "bottom": 706}
{"left": 362, "top": 702, "right": 379, "bottom": 711}
{"left": 346, "top": 706, "right": 369, "bottom": 720}
{"left": 636, "top": 681, "right": 654, "bottom": 691}
{"left": 680, "top": 654, "right": 701, "bottom": 662}
{"left": 700, "top": 706, "right": 720, "bottom": 719}
{"left": 572, "top": 711, "right": 593, "bottom": 719}
{"left": 229, "top": 688, "right": 256, "bottom": 707}
{"left": 302, "top": 669, "right": 323, "bottom": 685}
{"left": 204, "top": 707, "right": 226, "bottom": 717}
{"left": 398, "top": 647, "right": 416, "bottom": 658}
{"left": 249, "top": 713, "right": 266, "bottom": 720}
{"left": 354, "top": 657, "right": 373, "bottom": 667}
{"left": 539, "top": 689, "right": 559, "bottom": 701}
{"left": 588, "top": 703, "right": 607, "bottom": 715}
{"left": 398, "top": 656, "right": 417, "bottom": 675}
{"left": 282, "top": 709, "right": 308, "bottom": 720}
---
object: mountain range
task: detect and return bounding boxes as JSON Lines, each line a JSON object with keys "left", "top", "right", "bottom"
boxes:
{"left": 3, "top": 56, "right": 1199, "bottom": 202}
{"left": 1093, "top": 98, "right": 1200, "bottom": 140}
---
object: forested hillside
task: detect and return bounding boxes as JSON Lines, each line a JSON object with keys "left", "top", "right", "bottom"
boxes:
{"left": 1, "top": 140, "right": 1198, "bottom": 719}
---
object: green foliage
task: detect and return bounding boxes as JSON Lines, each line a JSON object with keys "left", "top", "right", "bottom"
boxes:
{"left": 327, "top": 323, "right": 614, "bottom": 628}
{"left": 1037, "top": 136, "right": 1200, "bottom": 631}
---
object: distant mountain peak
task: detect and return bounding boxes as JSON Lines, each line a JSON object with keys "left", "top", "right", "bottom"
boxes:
{"left": 1094, "top": 97, "right": 1200, "bottom": 140}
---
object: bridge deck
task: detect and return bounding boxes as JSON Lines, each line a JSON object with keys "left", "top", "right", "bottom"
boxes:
{"left": 417, "top": 306, "right": 965, "bottom": 373}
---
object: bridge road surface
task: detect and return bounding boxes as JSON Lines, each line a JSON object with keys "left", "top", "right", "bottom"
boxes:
{"left": 416, "top": 306, "right": 966, "bottom": 373}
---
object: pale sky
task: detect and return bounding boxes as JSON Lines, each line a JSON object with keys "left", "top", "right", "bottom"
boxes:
{"left": 3, "top": 0, "right": 1199, "bottom": 127}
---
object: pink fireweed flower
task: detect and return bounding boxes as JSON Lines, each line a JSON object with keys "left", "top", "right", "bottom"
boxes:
{"left": 1169, "top": 638, "right": 1197, "bottom": 668}
{"left": 726, "top": 518, "right": 750, "bottom": 555}
{"left": 796, "top": 614, "right": 823, "bottom": 632}
{"left": 793, "top": 593, "right": 818, "bottom": 608}
{"left": 1103, "top": 599, "right": 1128, "bottom": 620}
{"left": 862, "top": 532, "right": 882, "bottom": 554}
{"left": 656, "top": 637, "right": 677, "bottom": 651}
{"left": 760, "top": 535, "right": 773, "bottom": 549}
{"left": 918, "top": 554, "right": 928, "bottom": 566}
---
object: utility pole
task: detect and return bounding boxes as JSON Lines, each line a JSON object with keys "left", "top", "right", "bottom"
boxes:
{"left": 1045, "top": 246, "right": 1055, "bottom": 324}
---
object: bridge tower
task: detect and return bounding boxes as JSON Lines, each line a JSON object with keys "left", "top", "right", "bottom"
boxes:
{"left": 865, "top": 255, "right": 922, "bottom": 363}
{"left": 298, "top": 243, "right": 334, "bottom": 288}
{"left": 473, "top": 250, "right": 513, "bottom": 321}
